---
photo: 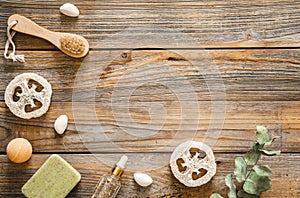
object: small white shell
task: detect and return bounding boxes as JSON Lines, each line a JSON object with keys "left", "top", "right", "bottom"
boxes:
{"left": 133, "top": 172, "right": 153, "bottom": 187}
{"left": 54, "top": 115, "right": 68, "bottom": 135}
{"left": 60, "top": 3, "right": 80, "bottom": 17}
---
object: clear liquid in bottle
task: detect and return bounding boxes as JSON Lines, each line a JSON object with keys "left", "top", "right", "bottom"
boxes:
{"left": 91, "top": 156, "right": 128, "bottom": 198}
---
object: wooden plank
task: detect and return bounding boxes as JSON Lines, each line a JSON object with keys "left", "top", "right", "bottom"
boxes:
{"left": 2, "top": 49, "right": 300, "bottom": 152}
{"left": 1, "top": 0, "right": 300, "bottom": 49}
{"left": 1, "top": 49, "right": 300, "bottom": 102}
{"left": 0, "top": 153, "right": 298, "bottom": 197}
{"left": 281, "top": 106, "right": 300, "bottom": 153}
{"left": 2, "top": 100, "right": 299, "bottom": 153}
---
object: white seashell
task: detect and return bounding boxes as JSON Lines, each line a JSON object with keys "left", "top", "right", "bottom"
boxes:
{"left": 54, "top": 115, "right": 68, "bottom": 135}
{"left": 60, "top": 3, "right": 80, "bottom": 17}
{"left": 133, "top": 172, "right": 153, "bottom": 187}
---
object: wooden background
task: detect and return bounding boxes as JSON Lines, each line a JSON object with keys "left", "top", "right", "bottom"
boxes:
{"left": 0, "top": 0, "right": 300, "bottom": 197}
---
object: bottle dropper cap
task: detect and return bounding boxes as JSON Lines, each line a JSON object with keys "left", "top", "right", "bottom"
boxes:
{"left": 112, "top": 155, "right": 128, "bottom": 177}
{"left": 116, "top": 155, "right": 128, "bottom": 169}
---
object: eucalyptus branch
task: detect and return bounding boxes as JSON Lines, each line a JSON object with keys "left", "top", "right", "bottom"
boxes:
{"left": 210, "top": 126, "right": 281, "bottom": 198}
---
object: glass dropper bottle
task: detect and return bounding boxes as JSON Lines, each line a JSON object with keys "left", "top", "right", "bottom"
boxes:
{"left": 91, "top": 155, "right": 128, "bottom": 198}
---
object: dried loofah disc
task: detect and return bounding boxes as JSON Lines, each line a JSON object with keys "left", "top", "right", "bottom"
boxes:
{"left": 170, "top": 141, "right": 217, "bottom": 187}
{"left": 5, "top": 73, "right": 52, "bottom": 119}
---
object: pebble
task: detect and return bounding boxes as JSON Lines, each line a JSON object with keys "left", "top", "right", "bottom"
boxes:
{"left": 133, "top": 172, "right": 153, "bottom": 187}
{"left": 54, "top": 115, "right": 68, "bottom": 135}
{"left": 6, "top": 138, "right": 32, "bottom": 163}
{"left": 60, "top": 3, "right": 80, "bottom": 17}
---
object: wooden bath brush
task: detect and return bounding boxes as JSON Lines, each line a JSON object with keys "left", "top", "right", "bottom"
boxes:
{"left": 7, "top": 14, "right": 89, "bottom": 59}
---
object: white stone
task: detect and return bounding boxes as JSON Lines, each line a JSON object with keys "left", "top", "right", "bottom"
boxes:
{"left": 133, "top": 172, "right": 153, "bottom": 187}
{"left": 60, "top": 3, "right": 80, "bottom": 17}
{"left": 54, "top": 115, "right": 68, "bottom": 135}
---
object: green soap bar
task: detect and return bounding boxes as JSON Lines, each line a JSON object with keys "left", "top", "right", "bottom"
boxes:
{"left": 22, "top": 154, "right": 81, "bottom": 198}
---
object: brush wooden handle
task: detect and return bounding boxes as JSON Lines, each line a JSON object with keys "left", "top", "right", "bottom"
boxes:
{"left": 8, "top": 14, "right": 61, "bottom": 48}
{"left": 7, "top": 14, "right": 89, "bottom": 58}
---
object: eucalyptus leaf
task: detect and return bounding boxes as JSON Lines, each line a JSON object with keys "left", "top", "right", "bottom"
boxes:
{"left": 253, "top": 165, "right": 272, "bottom": 176}
{"left": 264, "top": 136, "right": 280, "bottom": 146}
{"left": 251, "top": 143, "right": 264, "bottom": 151}
{"left": 234, "top": 157, "right": 247, "bottom": 183}
{"left": 260, "top": 149, "right": 281, "bottom": 156}
{"left": 256, "top": 126, "right": 269, "bottom": 145}
{"left": 250, "top": 143, "right": 257, "bottom": 150}
{"left": 225, "top": 174, "right": 236, "bottom": 198}
{"left": 237, "top": 190, "right": 259, "bottom": 198}
{"left": 245, "top": 150, "right": 261, "bottom": 166}
{"left": 209, "top": 193, "right": 224, "bottom": 198}
{"left": 243, "top": 171, "right": 272, "bottom": 195}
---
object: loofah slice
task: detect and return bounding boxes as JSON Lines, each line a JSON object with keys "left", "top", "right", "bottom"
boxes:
{"left": 170, "top": 141, "right": 217, "bottom": 187}
{"left": 5, "top": 73, "right": 52, "bottom": 119}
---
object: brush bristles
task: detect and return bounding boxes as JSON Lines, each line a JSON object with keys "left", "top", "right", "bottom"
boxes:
{"left": 60, "top": 35, "right": 85, "bottom": 55}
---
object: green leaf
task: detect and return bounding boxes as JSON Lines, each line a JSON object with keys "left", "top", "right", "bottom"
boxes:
{"left": 250, "top": 143, "right": 256, "bottom": 150}
{"left": 264, "top": 136, "right": 280, "bottom": 146}
{"left": 234, "top": 157, "right": 247, "bottom": 183}
{"left": 209, "top": 193, "right": 224, "bottom": 198}
{"left": 243, "top": 171, "right": 272, "bottom": 195}
{"left": 256, "top": 126, "right": 269, "bottom": 145}
{"left": 260, "top": 149, "right": 281, "bottom": 156}
{"left": 253, "top": 165, "right": 272, "bottom": 176}
{"left": 225, "top": 174, "right": 236, "bottom": 198}
{"left": 245, "top": 150, "right": 261, "bottom": 166}
{"left": 237, "top": 190, "right": 259, "bottom": 198}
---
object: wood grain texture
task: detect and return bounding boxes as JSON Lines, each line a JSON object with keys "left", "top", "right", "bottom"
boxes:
{"left": 0, "top": 153, "right": 299, "bottom": 198}
{"left": 1, "top": 49, "right": 300, "bottom": 153}
{"left": 1, "top": 0, "right": 300, "bottom": 49}
{"left": 1, "top": 49, "right": 300, "bottom": 102}
{"left": 1, "top": 1, "right": 300, "bottom": 197}
{"left": 0, "top": 100, "right": 296, "bottom": 153}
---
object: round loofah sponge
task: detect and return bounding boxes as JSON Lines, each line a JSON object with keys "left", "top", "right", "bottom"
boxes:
{"left": 170, "top": 141, "right": 217, "bottom": 187}
{"left": 5, "top": 73, "right": 52, "bottom": 119}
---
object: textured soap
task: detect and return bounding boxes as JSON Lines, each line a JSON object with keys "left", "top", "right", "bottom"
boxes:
{"left": 22, "top": 154, "right": 81, "bottom": 198}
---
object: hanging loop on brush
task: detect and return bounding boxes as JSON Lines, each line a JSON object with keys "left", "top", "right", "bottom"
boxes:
{"left": 4, "top": 20, "right": 25, "bottom": 62}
